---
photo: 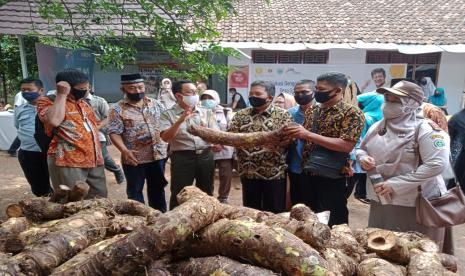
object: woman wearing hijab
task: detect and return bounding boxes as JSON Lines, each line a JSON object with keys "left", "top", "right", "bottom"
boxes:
{"left": 347, "top": 92, "right": 384, "bottom": 203}
{"left": 429, "top": 87, "right": 448, "bottom": 115}
{"left": 158, "top": 78, "right": 176, "bottom": 109}
{"left": 200, "top": 90, "right": 234, "bottom": 203}
{"left": 357, "top": 81, "right": 451, "bottom": 252}
{"left": 274, "top": 92, "right": 296, "bottom": 110}
{"left": 419, "top": 76, "right": 436, "bottom": 101}
{"left": 448, "top": 108, "right": 465, "bottom": 190}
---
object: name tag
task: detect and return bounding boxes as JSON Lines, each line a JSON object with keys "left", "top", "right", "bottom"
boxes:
{"left": 84, "top": 121, "right": 92, "bottom": 132}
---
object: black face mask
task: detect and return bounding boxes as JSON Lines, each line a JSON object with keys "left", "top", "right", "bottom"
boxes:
{"left": 249, "top": 96, "right": 268, "bottom": 108}
{"left": 71, "top": 88, "right": 88, "bottom": 100}
{"left": 294, "top": 93, "right": 314, "bottom": 106}
{"left": 126, "top": 92, "right": 145, "bottom": 101}
{"left": 420, "top": 80, "right": 427, "bottom": 85}
{"left": 315, "top": 89, "right": 337, "bottom": 104}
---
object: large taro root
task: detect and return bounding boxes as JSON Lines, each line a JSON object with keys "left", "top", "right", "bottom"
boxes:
{"left": 321, "top": 248, "right": 357, "bottom": 276}
{"left": 169, "top": 256, "right": 279, "bottom": 276}
{"left": 366, "top": 229, "right": 410, "bottom": 265}
{"left": 0, "top": 217, "right": 31, "bottom": 251}
{"left": 178, "top": 217, "right": 331, "bottom": 276}
{"left": 328, "top": 224, "right": 363, "bottom": 261}
{"left": 48, "top": 186, "right": 224, "bottom": 276}
{"left": 14, "top": 208, "right": 109, "bottom": 275}
{"left": 407, "top": 249, "right": 444, "bottom": 276}
{"left": 357, "top": 257, "right": 406, "bottom": 276}
{"left": 13, "top": 198, "right": 160, "bottom": 223}
{"left": 50, "top": 234, "right": 127, "bottom": 276}
{"left": 187, "top": 124, "right": 287, "bottom": 148}
{"left": 220, "top": 203, "right": 331, "bottom": 249}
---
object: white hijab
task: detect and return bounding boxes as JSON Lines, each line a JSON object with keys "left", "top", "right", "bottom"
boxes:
{"left": 420, "top": 77, "right": 436, "bottom": 100}
{"left": 361, "top": 96, "right": 424, "bottom": 177}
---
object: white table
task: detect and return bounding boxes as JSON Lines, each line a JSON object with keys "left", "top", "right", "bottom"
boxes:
{"left": 0, "top": 111, "right": 17, "bottom": 150}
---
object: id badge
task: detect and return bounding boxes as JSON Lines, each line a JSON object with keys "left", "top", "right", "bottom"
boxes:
{"left": 84, "top": 121, "right": 92, "bottom": 132}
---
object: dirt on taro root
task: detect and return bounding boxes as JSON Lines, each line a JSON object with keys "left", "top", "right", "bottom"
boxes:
{"left": 0, "top": 146, "right": 463, "bottom": 274}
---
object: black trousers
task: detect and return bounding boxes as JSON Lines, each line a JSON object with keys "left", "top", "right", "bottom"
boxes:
{"left": 241, "top": 177, "right": 286, "bottom": 213}
{"left": 122, "top": 160, "right": 167, "bottom": 212}
{"left": 18, "top": 149, "right": 52, "bottom": 197}
{"left": 289, "top": 171, "right": 305, "bottom": 205}
{"left": 169, "top": 149, "right": 215, "bottom": 210}
{"left": 300, "top": 174, "right": 348, "bottom": 227}
{"left": 345, "top": 173, "right": 367, "bottom": 199}
{"left": 8, "top": 137, "right": 20, "bottom": 154}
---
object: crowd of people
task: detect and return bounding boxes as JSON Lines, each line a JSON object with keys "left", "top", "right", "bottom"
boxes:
{"left": 9, "top": 67, "right": 465, "bottom": 255}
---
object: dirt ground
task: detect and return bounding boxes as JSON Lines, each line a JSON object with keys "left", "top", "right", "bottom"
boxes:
{"left": 1, "top": 146, "right": 463, "bottom": 273}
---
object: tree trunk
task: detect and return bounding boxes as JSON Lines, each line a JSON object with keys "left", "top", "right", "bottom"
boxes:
{"left": 407, "top": 250, "right": 444, "bottom": 276}
{"left": 354, "top": 227, "right": 382, "bottom": 250}
{"left": 367, "top": 229, "right": 410, "bottom": 265}
{"left": 357, "top": 258, "right": 406, "bottom": 276}
{"left": 321, "top": 248, "right": 357, "bottom": 276}
{"left": 0, "top": 217, "right": 31, "bottom": 252}
{"left": 177, "top": 218, "right": 331, "bottom": 276}
{"left": 187, "top": 124, "right": 285, "bottom": 148}
{"left": 169, "top": 256, "right": 279, "bottom": 276}
{"left": 14, "top": 209, "right": 109, "bottom": 275}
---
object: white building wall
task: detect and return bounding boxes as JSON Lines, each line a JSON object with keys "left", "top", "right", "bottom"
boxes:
{"left": 437, "top": 52, "right": 465, "bottom": 114}
{"left": 327, "top": 49, "right": 366, "bottom": 64}
{"left": 228, "top": 48, "right": 465, "bottom": 114}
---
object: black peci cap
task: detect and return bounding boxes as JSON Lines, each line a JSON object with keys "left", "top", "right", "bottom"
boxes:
{"left": 121, "top": 74, "right": 144, "bottom": 84}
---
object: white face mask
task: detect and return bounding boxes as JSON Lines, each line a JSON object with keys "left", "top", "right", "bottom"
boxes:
{"left": 382, "top": 101, "right": 405, "bottom": 119}
{"left": 183, "top": 94, "right": 199, "bottom": 107}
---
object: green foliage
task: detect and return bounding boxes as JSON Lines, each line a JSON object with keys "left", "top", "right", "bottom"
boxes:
{"left": 33, "top": 0, "right": 240, "bottom": 80}
{"left": 0, "top": 35, "right": 38, "bottom": 101}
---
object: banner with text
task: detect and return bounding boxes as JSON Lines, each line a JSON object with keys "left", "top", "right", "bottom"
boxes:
{"left": 249, "top": 64, "right": 407, "bottom": 95}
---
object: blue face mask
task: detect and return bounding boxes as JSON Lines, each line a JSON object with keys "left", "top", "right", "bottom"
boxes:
{"left": 201, "top": 99, "right": 217, "bottom": 109}
{"left": 22, "top": 92, "right": 41, "bottom": 102}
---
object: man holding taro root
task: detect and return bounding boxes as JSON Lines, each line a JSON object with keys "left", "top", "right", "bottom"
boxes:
{"left": 160, "top": 80, "right": 219, "bottom": 210}
{"left": 228, "top": 80, "right": 292, "bottom": 213}
{"left": 283, "top": 72, "right": 365, "bottom": 226}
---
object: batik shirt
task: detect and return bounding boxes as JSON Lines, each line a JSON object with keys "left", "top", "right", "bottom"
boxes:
{"left": 37, "top": 96, "right": 103, "bottom": 168}
{"left": 228, "top": 105, "right": 292, "bottom": 180}
{"left": 302, "top": 101, "right": 365, "bottom": 175}
{"left": 108, "top": 97, "right": 167, "bottom": 164}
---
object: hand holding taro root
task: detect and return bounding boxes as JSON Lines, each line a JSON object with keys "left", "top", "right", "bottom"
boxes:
{"left": 187, "top": 122, "right": 301, "bottom": 149}
{"left": 283, "top": 123, "right": 312, "bottom": 141}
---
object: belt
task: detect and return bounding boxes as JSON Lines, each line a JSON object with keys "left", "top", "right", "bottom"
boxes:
{"left": 173, "top": 148, "right": 210, "bottom": 155}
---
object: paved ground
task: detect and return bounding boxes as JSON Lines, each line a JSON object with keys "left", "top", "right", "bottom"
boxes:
{"left": 0, "top": 146, "right": 463, "bottom": 273}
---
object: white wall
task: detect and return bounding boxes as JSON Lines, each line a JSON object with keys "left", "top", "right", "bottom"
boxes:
{"left": 437, "top": 52, "right": 465, "bottom": 115}
{"left": 228, "top": 48, "right": 465, "bottom": 114}
{"left": 327, "top": 49, "right": 366, "bottom": 64}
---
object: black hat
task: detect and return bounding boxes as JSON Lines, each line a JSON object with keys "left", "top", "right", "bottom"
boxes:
{"left": 121, "top": 74, "right": 144, "bottom": 84}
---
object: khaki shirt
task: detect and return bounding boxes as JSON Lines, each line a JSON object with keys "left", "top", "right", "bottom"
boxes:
{"left": 160, "top": 104, "right": 218, "bottom": 151}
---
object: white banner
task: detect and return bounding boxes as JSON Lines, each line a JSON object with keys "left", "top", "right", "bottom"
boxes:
{"left": 249, "top": 64, "right": 407, "bottom": 95}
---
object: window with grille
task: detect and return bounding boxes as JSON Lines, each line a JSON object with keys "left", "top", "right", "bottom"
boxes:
{"left": 366, "top": 51, "right": 441, "bottom": 65}
{"left": 252, "top": 50, "right": 328, "bottom": 64}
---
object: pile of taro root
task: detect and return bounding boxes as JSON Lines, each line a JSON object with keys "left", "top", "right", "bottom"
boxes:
{"left": 0, "top": 182, "right": 459, "bottom": 276}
